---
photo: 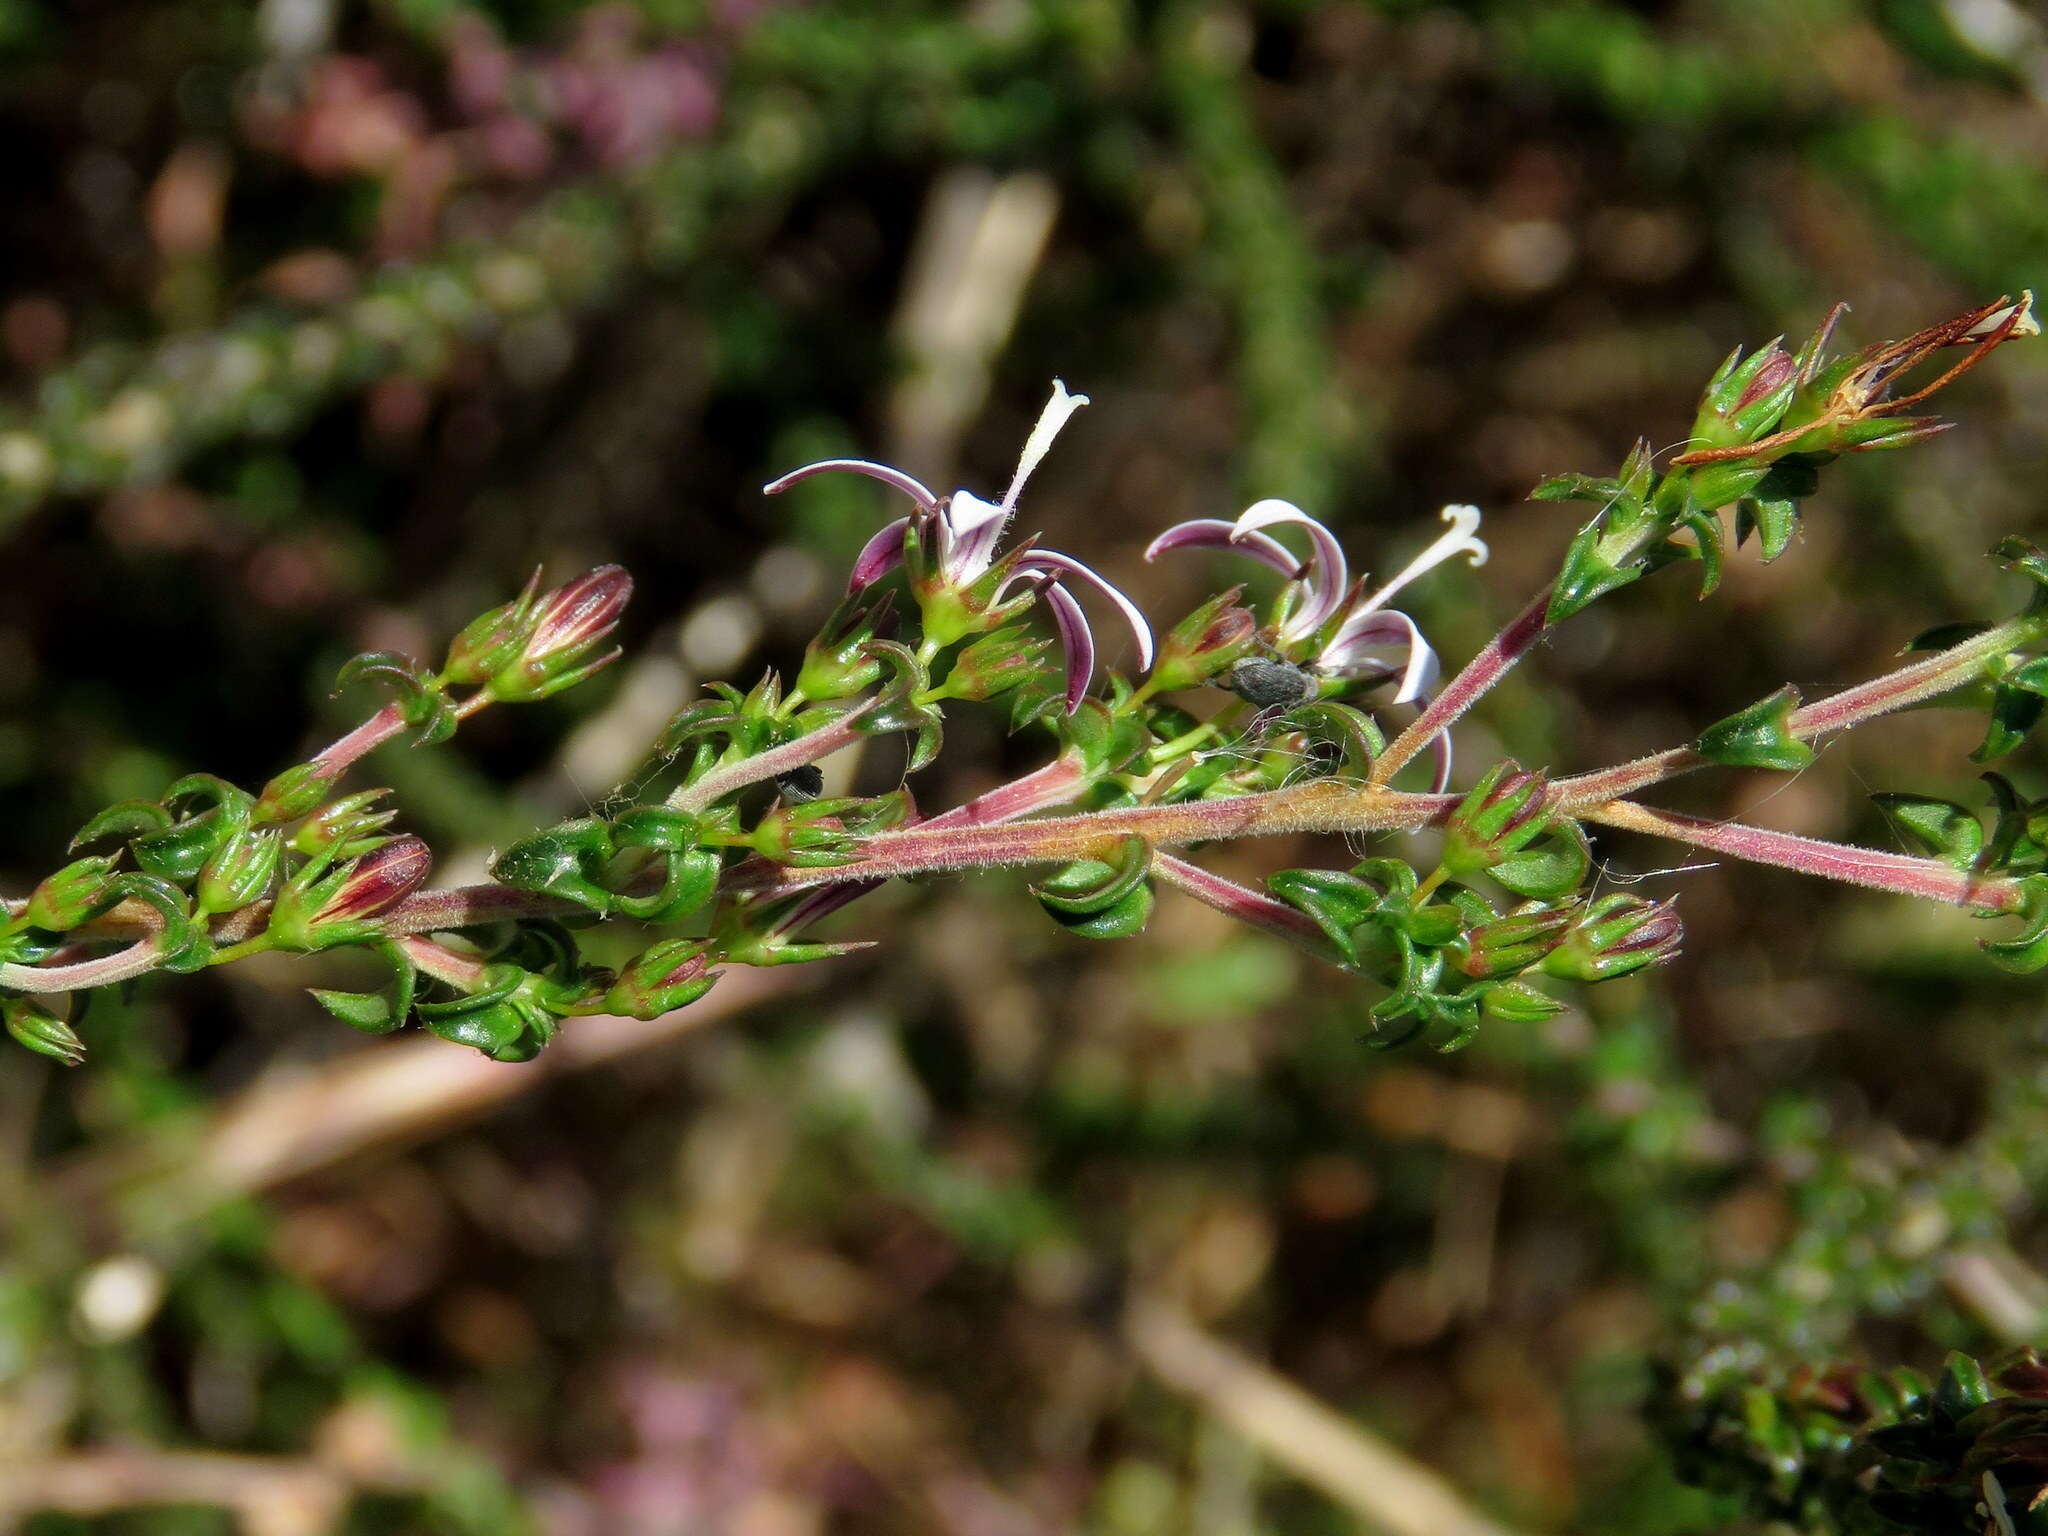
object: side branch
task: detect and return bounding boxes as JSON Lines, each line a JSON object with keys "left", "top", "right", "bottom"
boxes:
{"left": 1374, "top": 593, "right": 1549, "bottom": 784}
{"left": 1583, "top": 799, "right": 2025, "bottom": 912}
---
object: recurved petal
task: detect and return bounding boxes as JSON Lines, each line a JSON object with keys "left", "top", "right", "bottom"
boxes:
{"left": 1144, "top": 518, "right": 1301, "bottom": 577}
{"left": 1012, "top": 548, "right": 1155, "bottom": 673}
{"left": 763, "top": 457, "right": 940, "bottom": 511}
{"left": 1041, "top": 580, "right": 1095, "bottom": 714}
{"left": 847, "top": 516, "right": 912, "bottom": 592}
{"left": 1233, "top": 499, "right": 1349, "bottom": 637}
{"left": 1322, "top": 608, "right": 1440, "bottom": 703}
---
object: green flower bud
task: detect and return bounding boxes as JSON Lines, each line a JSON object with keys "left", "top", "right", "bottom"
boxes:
{"left": 1440, "top": 761, "right": 1554, "bottom": 880}
{"left": 1455, "top": 904, "right": 1575, "bottom": 979}
{"left": 196, "top": 827, "right": 283, "bottom": 917}
{"left": 291, "top": 790, "right": 397, "bottom": 859}
{"left": 1540, "top": 894, "right": 1682, "bottom": 983}
{"left": 4, "top": 996, "right": 85, "bottom": 1066}
{"left": 482, "top": 565, "right": 632, "bottom": 704}
{"left": 938, "top": 625, "right": 1052, "bottom": 702}
{"left": 604, "top": 937, "right": 719, "bottom": 1020}
{"left": 1147, "top": 587, "right": 1259, "bottom": 694}
{"left": 254, "top": 761, "right": 340, "bottom": 825}
{"left": 440, "top": 568, "right": 544, "bottom": 687}
{"left": 17, "top": 855, "right": 120, "bottom": 933}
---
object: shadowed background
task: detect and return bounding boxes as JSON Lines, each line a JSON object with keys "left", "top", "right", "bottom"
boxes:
{"left": 1, "top": 1, "right": 2046, "bottom": 1531}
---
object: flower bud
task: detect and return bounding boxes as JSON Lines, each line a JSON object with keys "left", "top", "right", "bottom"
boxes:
{"left": 441, "top": 568, "right": 544, "bottom": 687}
{"left": 1441, "top": 761, "right": 1554, "bottom": 880}
{"left": 196, "top": 827, "right": 283, "bottom": 917}
{"left": 482, "top": 565, "right": 632, "bottom": 703}
{"left": 291, "top": 790, "right": 396, "bottom": 858}
{"left": 603, "top": 937, "right": 719, "bottom": 1020}
{"left": 1690, "top": 342, "right": 1796, "bottom": 454}
{"left": 1147, "top": 587, "right": 1260, "bottom": 694}
{"left": 939, "top": 625, "right": 1052, "bottom": 702}
{"left": 1540, "top": 894, "right": 1682, "bottom": 983}
{"left": 1455, "top": 904, "right": 1575, "bottom": 979}
{"left": 255, "top": 761, "right": 340, "bottom": 825}
{"left": 795, "top": 590, "right": 896, "bottom": 703}
{"left": 269, "top": 835, "right": 432, "bottom": 952}
{"left": 17, "top": 855, "right": 120, "bottom": 933}
{"left": 4, "top": 996, "right": 85, "bottom": 1066}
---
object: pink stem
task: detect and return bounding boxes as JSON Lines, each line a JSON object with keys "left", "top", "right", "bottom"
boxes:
{"left": 1584, "top": 800, "right": 2025, "bottom": 912}
{"left": 667, "top": 697, "right": 881, "bottom": 814}
{"left": 1151, "top": 852, "right": 1339, "bottom": 959}
{"left": 311, "top": 704, "right": 410, "bottom": 777}
{"left": 1373, "top": 593, "right": 1549, "bottom": 785}
{"left": 1557, "top": 616, "right": 2028, "bottom": 808}
{"left": 0, "top": 935, "right": 164, "bottom": 993}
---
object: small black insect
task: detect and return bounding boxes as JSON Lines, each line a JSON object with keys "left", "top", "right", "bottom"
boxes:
{"left": 775, "top": 764, "right": 825, "bottom": 803}
{"left": 1226, "top": 656, "right": 1318, "bottom": 712}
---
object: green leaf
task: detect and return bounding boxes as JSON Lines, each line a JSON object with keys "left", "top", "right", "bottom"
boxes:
{"left": 1032, "top": 838, "right": 1152, "bottom": 916}
{"left": 1970, "top": 683, "right": 2044, "bottom": 763}
{"left": 1547, "top": 521, "right": 1644, "bottom": 622}
{"left": 1870, "top": 794, "right": 1984, "bottom": 870}
{"left": 1493, "top": 821, "right": 1592, "bottom": 901}
{"left": 69, "top": 800, "right": 173, "bottom": 852}
{"left": 1266, "top": 869, "right": 1380, "bottom": 967}
{"left": 1695, "top": 685, "right": 1814, "bottom": 772}
{"left": 308, "top": 941, "right": 418, "bottom": 1034}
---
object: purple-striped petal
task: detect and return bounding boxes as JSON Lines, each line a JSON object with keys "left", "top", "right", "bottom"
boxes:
{"left": 1144, "top": 518, "right": 1301, "bottom": 577}
{"left": 1322, "top": 608, "right": 1439, "bottom": 703}
{"left": 1233, "top": 500, "right": 1349, "bottom": 639}
{"left": 1041, "top": 579, "right": 1095, "bottom": 713}
{"left": 943, "top": 489, "right": 1011, "bottom": 582}
{"left": 847, "top": 516, "right": 912, "bottom": 592}
{"left": 1011, "top": 548, "right": 1155, "bottom": 673}
{"left": 762, "top": 457, "right": 940, "bottom": 512}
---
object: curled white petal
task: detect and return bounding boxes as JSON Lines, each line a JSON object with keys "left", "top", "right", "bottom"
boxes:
{"left": 1002, "top": 379, "right": 1089, "bottom": 514}
{"left": 763, "top": 457, "right": 939, "bottom": 511}
{"left": 1323, "top": 608, "right": 1439, "bottom": 703}
{"left": 1354, "top": 504, "right": 1488, "bottom": 617}
{"left": 944, "top": 489, "right": 1011, "bottom": 582}
{"left": 1232, "top": 499, "right": 1348, "bottom": 638}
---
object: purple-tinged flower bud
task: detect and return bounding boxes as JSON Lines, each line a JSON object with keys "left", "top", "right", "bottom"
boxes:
{"left": 17, "top": 855, "right": 120, "bottom": 933}
{"left": 1540, "top": 894, "right": 1682, "bottom": 983}
{"left": 483, "top": 564, "right": 632, "bottom": 703}
{"left": 1145, "top": 586, "right": 1260, "bottom": 695}
{"left": 1689, "top": 342, "right": 1797, "bottom": 455}
{"left": 4, "top": 996, "right": 85, "bottom": 1067}
{"left": 268, "top": 834, "right": 432, "bottom": 952}
{"left": 291, "top": 790, "right": 397, "bottom": 858}
{"left": 1440, "top": 760, "right": 1555, "bottom": 880}
{"left": 1455, "top": 904, "right": 1575, "bottom": 979}
{"left": 938, "top": 624, "right": 1053, "bottom": 702}
{"left": 441, "top": 568, "right": 545, "bottom": 687}
{"left": 255, "top": 760, "right": 342, "bottom": 825}
{"left": 603, "top": 937, "right": 719, "bottom": 1020}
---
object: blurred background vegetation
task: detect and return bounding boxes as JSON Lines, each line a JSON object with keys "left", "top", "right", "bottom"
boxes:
{"left": 2, "top": 0, "right": 2047, "bottom": 1530}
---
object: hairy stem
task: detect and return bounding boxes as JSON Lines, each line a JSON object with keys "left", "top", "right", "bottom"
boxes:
{"left": 310, "top": 704, "right": 410, "bottom": 777}
{"left": 1151, "top": 852, "right": 1340, "bottom": 961}
{"left": 0, "top": 935, "right": 164, "bottom": 993}
{"left": 1374, "top": 593, "right": 1549, "bottom": 785}
{"left": 1582, "top": 799, "right": 2025, "bottom": 912}
{"left": 1557, "top": 616, "right": 2029, "bottom": 808}
{"left": 667, "top": 697, "right": 879, "bottom": 814}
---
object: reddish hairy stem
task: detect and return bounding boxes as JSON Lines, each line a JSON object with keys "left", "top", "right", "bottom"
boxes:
{"left": 667, "top": 697, "right": 881, "bottom": 814}
{"left": 1582, "top": 799, "right": 2025, "bottom": 912}
{"left": 1557, "top": 616, "right": 2029, "bottom": 808}
{"left": 1374, "top": 593, "right": 1550, "bottom": 785}
{"left": 310, "top": 704, "right": 410, "bottom": 776}
{"left": 0, "top": 935, "right": 164, "bottom": 993}
{"left": 1151, "top": 852, "right": 1339, "bottom": 960}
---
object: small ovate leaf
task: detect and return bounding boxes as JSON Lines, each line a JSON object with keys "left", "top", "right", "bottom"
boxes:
{"left": 1285, "top": 702, "right": 1384, "bottom": 781}
{"left": 1695, "top": 685, "right": 1814, "bottom": 772}
{"left": 70, "top": 800, "right": 174, "bottom": 853}
{"left": 1981, "top": 876, "right": 2048, "bottom": 973}
{"left": 1870, "top": 793, "right": 1984, "bottom": 870}
{"left": 107, "top": 872, "right": 208, "bottom": 973}
{"left": 130, "top": 813, "right": 229, "bottom": 886}
{"left": 1907, "top": 620, "right": 1996, "bottom": 653}
{"left": 490, "top": 818, "right": 615, "bottom": 914}
{"left": 1493, "top": 820, "right": 1593, "bottom": 901}
{"left": 1529, "top": 472, "right": 1623, "bottom": 505}
{"left": 334, "top": 651, "right": 455, "bottom": 745}
{"left": 1032, "top": 838, "right": 1152, "bottom": 916}
{"left": 1970, "top": 683, "right": 2045, "bottom": 763}
{"left": 308, "top": 941, "right": 417, "bottom": 1034}
{"left": 1266, "top": 869, "right": 1380, "bottom": 967}
{"left": 1994, "top": 535, "right": 2048, "bottom": 619}
{"left": 1043, "top": 879, "right": 1153, "bottom": 940}
{"left": 615, "top": 846, "right": 722, "bottom": 924}
{"left": 1979, "top": 773, "right": 2046, "bottom": 875}
{"left": 1676, "top": 507, "right": 1724, "bottom": 598}
{"left": 1547, "top": 521, "right": 1644, "bottom": 622}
